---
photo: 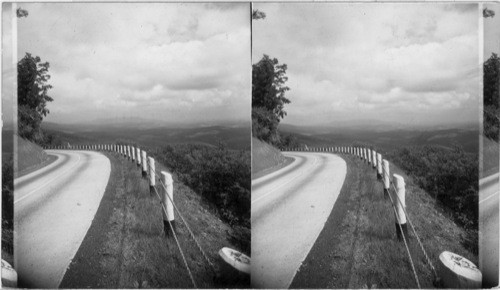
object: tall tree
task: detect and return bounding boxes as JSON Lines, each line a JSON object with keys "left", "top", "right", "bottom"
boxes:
{"left": 18, "top": 53, "right": 53, "bottom": 142}
{"left": 252, "top": 55, "right": 290, "bottom": 119}
{"left": 484, "top": 53, "right": 500, "bottom": 142}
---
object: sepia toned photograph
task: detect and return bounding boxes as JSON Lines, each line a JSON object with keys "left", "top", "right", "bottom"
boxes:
{"left": 4, "top": 2, "right": 251, "bottom": 288}
{"left": 251, "top": 3, "right": 481, "bottom": 288}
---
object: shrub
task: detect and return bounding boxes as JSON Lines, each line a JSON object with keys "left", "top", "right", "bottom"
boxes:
{"left": 388, "top": 145, "right": 478, "bottom": 229}
{"left": 154, "top": 142, "right": 250, "bottom": 228}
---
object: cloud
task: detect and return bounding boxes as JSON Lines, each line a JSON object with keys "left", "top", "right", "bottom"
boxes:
{"left": 17, "top": 3, "right": 250, "bottom": 124}
{"left": 253, "top": 3, "right": 478, "bottom": 126}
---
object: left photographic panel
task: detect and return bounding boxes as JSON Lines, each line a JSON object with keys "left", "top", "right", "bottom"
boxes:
{"left": 9, "top": 2, "right": 251, "bottom": 288}
{"left": 2, "top": 3, "right": 16, "bottom": 288}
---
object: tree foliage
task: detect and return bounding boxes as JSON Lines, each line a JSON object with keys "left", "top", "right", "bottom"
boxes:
{"left": 18, "top": 53, "right": 53, "bottom": 142}
{"left": 483, "top": 8, "right": 495, "bottom": 18}
{"left": 16, "top": 8, "right": 28, "bottom": 18}
{"left": 253, "top": 55, "right": 290, "bottom": 119}
{"left": 252, "top": 55, "right": 290, "bottom": 145}
{"left": 252, "top": 9, "right": 266, "bottom": 20}
{"left": 154, "top": 143, "right": 250, "bottom": 228}
{"left": 388, "top": 145, "right": 478, "bottom": 229}
{"left": 484, "top": 53, "right": 499, "bottom": 142}
{"left": 152, "top": 142, "right": 251, "bottom": 253}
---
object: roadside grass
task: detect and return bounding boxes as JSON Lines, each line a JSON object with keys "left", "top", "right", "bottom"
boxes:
{"left": 16, "top": 135, "right": 54, "bottom": 177}
{"left": 292, "top": 154, "right": 477, "bottom": 289}
{"left": 252, "top": 137, "right": 291, "bottom": 179}
{"left": 61, "top": 151, "right": 248, "bottom": 288}
{"left": 481, "top": 136, "right": 499, "bottom": 178}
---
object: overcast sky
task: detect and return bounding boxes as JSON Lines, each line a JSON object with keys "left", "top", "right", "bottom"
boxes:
{"left": 14, "top": 3, "right": 250, "bottom": 125}
{"left": 253, "top": 3, "right": 479, "bottom": 128}
{"left": 2, "top": 3, "right": 14, "bottom": 128}
{"left": 485, "top": 4, "right": 500, "bottom": 57}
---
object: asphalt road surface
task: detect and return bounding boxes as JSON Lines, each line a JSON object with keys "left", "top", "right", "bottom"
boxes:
{"left": 480, "top": 173, "right": 499, "bottom": 288}
{"left": 251, "top": 152, "right": 346, "bottom": 288}
{"left": 14, "top": 150, "right": 111, "bottom": 288}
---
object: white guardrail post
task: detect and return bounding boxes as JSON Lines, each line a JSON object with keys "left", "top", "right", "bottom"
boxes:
{"left": 137, "top": 147, "right": 141, "bottom": 167}
{"left": 141, "top": 150, "right": 147, "bottom": 178}
{"left": 368, "top": 148, "right": 372, "bottom": 164}
{"left": 372, "top": 150, "right": 377, "bottom": 169}
{"left": 131, "top": 146, "right": 136, "bottom": 161}
{"left": 148, "top": 157, "right": 155, "bottom": 195}
{"left": 376, "top": 153, "right": 382, "bottom": 179}
{"left": 161, "top": 171, "right": 175, "bottom": 237}
{"left": 392, "top": 174, "right": 408, "bottom": 241}
{"left": 382, "top": 159, "right": 390, "bottom": 199}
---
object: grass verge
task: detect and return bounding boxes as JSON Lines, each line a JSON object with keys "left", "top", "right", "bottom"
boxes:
{"left": 16, "top": 135, "right": 55, "bottom": 177}
{"left": 60, "top": 151, "right": 248, "bottom": 288}
{"left": 291, "top": 154, "right": 477, "bottom": 289}
{"left": 252, "top": 137, "right": 290, "bottom": 179}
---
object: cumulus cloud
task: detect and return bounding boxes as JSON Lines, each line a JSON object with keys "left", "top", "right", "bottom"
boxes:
{"left": 17, "top": 3, "right": 250, "bottom": 124}
{"left": 253, "top": 3, "right": 479, "bottom": 127}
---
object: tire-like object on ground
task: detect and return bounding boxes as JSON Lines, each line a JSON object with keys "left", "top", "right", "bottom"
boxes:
{"left": 1, "top": 259, "right": 17, "bottom": 288}
{"left": 219, "top": 247, "right": 250, "bottom": 274}
{"left": 438, "top": 251, "right": 481, "bottom": 288}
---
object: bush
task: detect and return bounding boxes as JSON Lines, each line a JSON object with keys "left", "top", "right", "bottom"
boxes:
{"left": 153, "top": 142, "right": 250, "bottom": 228}
{"left": 252, "top": 107, "right": 280, "bottom": 145}
{"left": 2, "top": 157, "right": 13, "bottom": 227}
{"left": 387, "top": 145, "right": 478, "bottom": 229}
{"left": 2, "top": 157, "right": 14, "bottom": 255}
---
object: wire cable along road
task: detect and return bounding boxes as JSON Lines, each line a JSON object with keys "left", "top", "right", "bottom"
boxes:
{"left": 251, "top": 152, "right": 346, "bottom": 288}
{"left": 14, "top": 150, "right": 111, "bottom": 288}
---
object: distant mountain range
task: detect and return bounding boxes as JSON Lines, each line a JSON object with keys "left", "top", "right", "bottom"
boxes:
{"left": 45, "top": 117, "right": 249, "bottom": 131}
{"left": 41, "top": 120, "right": 250, "bottom": 150}
{"left": 279, "top": 122, "right": 479, "bottom": 153}
{"left": 280, "top": 119, "right": 478, "bottom": 135}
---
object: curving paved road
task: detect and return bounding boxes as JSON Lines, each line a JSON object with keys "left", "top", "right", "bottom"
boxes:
{"left": 251, "top": 152, "right": 346, "bottom": 288}
{"left": 479, "top": 173, "right": 499, "bottom": 288}
{"left": 14, "top": 150, "right": 111, "bottom": 288}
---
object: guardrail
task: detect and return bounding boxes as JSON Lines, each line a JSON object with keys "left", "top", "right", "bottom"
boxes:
{"left": 281, "top": 146, "right": 482, "bottom": 288}
{"left": 42, "top": 143, "right": 250, "bottom": 286}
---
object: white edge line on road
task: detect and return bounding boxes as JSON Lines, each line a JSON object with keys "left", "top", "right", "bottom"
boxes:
{"left": 14, "top": 153, "right": 82, "bottom": 205}
{"left": 251, "top": 154, "right": 319, "bottom": 205}
{"left": 14, "top": 151, "right": 65, "bottom": 186}
{"left": 480, "top": 190, "right": 499, "bottom": 204}
{"left": 479, "top": 173, "right": 500, "bottom": 204}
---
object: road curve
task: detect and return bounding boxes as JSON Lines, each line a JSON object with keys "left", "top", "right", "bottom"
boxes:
{"left": 479, "top": 173, "right": 499, "bottom": 287}
{"left": 251, "top": 152, "right": 347, "bottom": 288}
{"left": 14, "top": 150, "right": 111, "bottom": 288}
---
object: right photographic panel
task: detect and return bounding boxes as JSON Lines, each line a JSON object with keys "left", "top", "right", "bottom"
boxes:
{"left": 252, "top": 3, "right": 482, "bottom": 289}
{"left": 481, "top": 3, "right": 500, "bottom": 288}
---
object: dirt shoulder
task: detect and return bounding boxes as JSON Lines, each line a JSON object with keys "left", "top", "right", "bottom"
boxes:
{"left": 290, "top": 154, "right": 477, "bottom": 289}
{"left": 60, "top": 152, "right": 247, "bottom": 288}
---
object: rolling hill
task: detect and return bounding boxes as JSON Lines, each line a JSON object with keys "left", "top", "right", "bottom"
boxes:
{"left": 280, "top": 123, "right": 479, "bottom": 154}
{"left": 42, "top": 121, "right": 250, "bottom": 151}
